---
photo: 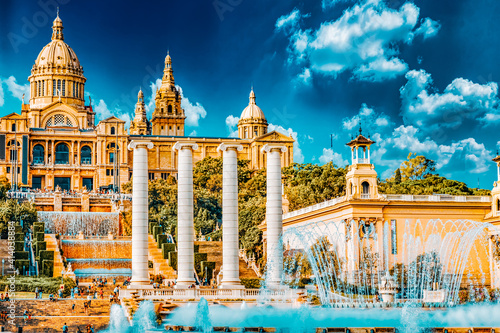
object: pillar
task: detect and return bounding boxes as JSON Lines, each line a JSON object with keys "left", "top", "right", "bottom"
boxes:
{"left": 128, "top": 140, "right": 154, "bottom": 287}
{"left": 218, "top": 143, "right": 244, "bottom": 288}
{"left": 173, "top": 142, "right": 198, "bottom": 288}
{"left": 261, "top": 144, "right": 287, "bottom": 287}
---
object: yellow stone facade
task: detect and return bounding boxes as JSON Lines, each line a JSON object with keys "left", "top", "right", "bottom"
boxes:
{"left": 0, "top": 14, "right": 294, "bottom": 192}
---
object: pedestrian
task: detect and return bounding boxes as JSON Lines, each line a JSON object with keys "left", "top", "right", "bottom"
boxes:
{"left": 62, "top": 322, "right": 68, "bottom": 333}
{"left": 72, "top": 303, "right": 75, "bottom": 313}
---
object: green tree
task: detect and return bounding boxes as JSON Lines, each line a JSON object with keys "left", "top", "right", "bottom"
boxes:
{"left": 400, "top": 153, "right": 436, "bottom": 181}
{"left": 394, "top": 168, "right": 402, "bottom": 184}
{"left": 0, "top": 176, "right": 10, "bottom": 200}
{"left": 0, "top": 200, "right": 38, "bottom": 237}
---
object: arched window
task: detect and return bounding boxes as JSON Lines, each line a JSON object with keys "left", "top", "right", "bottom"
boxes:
{"left": 53, "top": 80, "right": 56, "bottom": 96}
{"left": 42, "top": 80, "right": 45, "bottom": 96}
{"left": 497, "top": 199, "right": 500, "bottom": 212}
{"left": 45, "top": 114, "right": 73, "bottom": 128}
{"left": 254, "top": 126, "right": 258, "bottom": 137}
{"left": 244, "top": 127, "right": 248, "bottom": 139}
{"left": 8, "top": 140, "right": 20, "bottom": 162}
{"left": 57, "top": 80, "right": 61, "bottom": 96}
{"left": 11, "top": 123, "right": 16, "bottom": 132}
{"left": 350, "top": 182, "right": 353, "bottom": 195}
{"left": 33, "top": 144, "right": 45, "bottom": 165}
{"left": 81, "top": 146, "right": 91, "bottom": 165}
{"left": 110, "top": 127, "right": 115, "bottom": 135}
{"left": 168, "top": 105, "right": 172, "bottom": 114}
{"left": 62, "top": 80, "right": 66, "bottom": 96}
{"left": 55, "top": 143, "right": 69, "bottom": 164}
{"left": 361, "top": 181, "right": 370, "bottom": 198}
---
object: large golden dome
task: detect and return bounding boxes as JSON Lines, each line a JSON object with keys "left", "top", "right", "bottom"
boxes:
{"left": 237, "top": 89, "right": 268, "bottom": 139}
{"left": 32, "top": 13, "right": 82, "bottom": 74}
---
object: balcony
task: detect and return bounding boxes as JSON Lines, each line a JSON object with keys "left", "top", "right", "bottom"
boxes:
{"left": 360, "top": 194, "right": 370, "bottom": 199}
{"left": 81, "top": 157, "right": 92, "bottom": 165}
{"left": 354, "top": 158, "right": 369, "bottom": 164}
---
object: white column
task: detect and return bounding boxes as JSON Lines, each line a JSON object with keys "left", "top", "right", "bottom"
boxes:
{"left": 128, "top": 140, "right": 154, "bottom": 287}
{"left": 368, "top": 147, "right": 371, "bottom": 164}
{"left": 173, "top": 142, "right": 198, "bottom": 288}
{"left": 261, "top": 144, "right": 287, "bottom": 287}
{"left": 218, "top": 143, "right": 244, "bottom": 288}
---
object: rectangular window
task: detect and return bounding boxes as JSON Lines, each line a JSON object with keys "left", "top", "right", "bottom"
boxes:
{"left": 161, "top": 173, "right": 168, "bottom": 180}
{"left": 72, "top": 81, "right": 75, "bottom": 97}
{"left": 106, "top": 169, "right": 114, "bottom": 176}
{"left": 32, "top": 176, "right": 42, "bottom": 189}
{"left": 148, "top": 173, "right": 155, "bottom": 180}
{"left": 57, "top": 80, "right": 61, "bottom": 96}
{"left": 82, "top": 177, "right": 93, "bottom": 191}
{"left": 109, "top": 152, "right": 114, "bottom": 163}
{"left": 6, "top": 167, "right": 10, "bottom": 173}
{"left": 53, "top": 80, "right": 56, "bottom": 96}
{"left": 62, "top": 80, "right": 65, "bottom": 96}
{"left": 42, "top": 80, "right": 44, "bottom": 96}
{"left": 391, "top": 219, "right": 397, "bottom": 255}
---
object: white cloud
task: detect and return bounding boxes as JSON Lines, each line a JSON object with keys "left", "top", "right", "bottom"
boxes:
{"left": 146, "top": 78, "right": 162, "bottom": 116}
{"left": 307, "top": 135, "right": 314, "bottom": 143}
{"left": 415, "top": 18, "right": 441, "bottom": 40}
{"left": 269, "top": 123, "right": 303, "bottom": 163}
{"left": 400, "top": 69, "right": 500, "bottom": 132}
{"left": 177, "top": 86, "right": 207, "bottom": 127}
{"left": 342, "top": 103, "right": 392, "bottom": 133}
{"left": 189, "top": 130, "right": 197, "bottom": 136}
{"left": 94, "top": 99, "right": 132, "bottom": 129}
{"left": 225, "top": 115, "right": 240, "bottom": 138}
{"left": 319, "top": 148, "right": 348, "bottom": 166}
{"left": 278, "top": 0, "right": 439, "bottom": 82}
{"left": 322, "top": 0, "right": 351, "bottom": 10}
{"left": 3, "top": 76, "right": 29, "bottom": 101}
{"left": 275, "top": 9, "right": 307, "bottom": 34}
{"left": 297, "top": 68, "right": 312, "bottom": 85}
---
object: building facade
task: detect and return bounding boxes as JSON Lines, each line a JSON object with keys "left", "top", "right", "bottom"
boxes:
{"left": 0, "top": 14, "right": 294, "bottom": 192}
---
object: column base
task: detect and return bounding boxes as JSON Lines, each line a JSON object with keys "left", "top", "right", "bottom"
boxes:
{"left": 219, "top": 283, "right": 245, "bottom": 289}
{"left": 127, "top": 284, "right": 154, "bottom": 290}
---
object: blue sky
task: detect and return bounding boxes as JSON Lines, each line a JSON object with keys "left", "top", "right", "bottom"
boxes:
{"left": 1, "top": 0, "right": 500, "bottom": 189}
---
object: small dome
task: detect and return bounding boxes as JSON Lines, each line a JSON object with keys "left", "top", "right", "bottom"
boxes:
{"left": 240, "top": 89, "right": 266, "bottom": 121}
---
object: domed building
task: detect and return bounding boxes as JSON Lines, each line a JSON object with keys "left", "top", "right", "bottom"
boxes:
{"left": 0, "top": 13, "right": 294, "bottom": 206}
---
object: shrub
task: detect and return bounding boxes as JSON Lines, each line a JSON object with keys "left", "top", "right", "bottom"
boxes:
{"left": 168, "top": 252, "right": 177, "bottom": 271}
{"left": 35, "top": 241, "right": 46, "bottom": 257}
{"left": 200, "top": 261, "right": 215, "bottom": 281}
{"left": 15, "top": 241, "right": 24, "bottom": 252}
{"left": 194, "top": 244, "right": 199, "bottom": 253}
{"left": 194, "top": 253, "right": 207, "bottom": 275}
{"left": 40, "top": 250, "right": 54, "bottom": 262}
{"left": 153, "top": 226, "right": 162, "bottom": 240}
{"left": 156, "top": 234, "right": 170, "bottom": 248}
{"left": 240, "top": 278, "right": 262, "bottom": 289}
{"left": 161, "top": 243, "right": 176, "bottom": 259}
{"left": 14, "top": 259, "right": 30, "bottom": 273}
{"left": 15, "top": 233, "right": 24, "bottom": 242}
{"left": 35, "top": 232, "right": 44, "bottom": 242}
{"left": 41, "top": 260, "right": 54, "bottom": 277}
{"left": 14, "top": 251, "right": 28, "bottom": 260}
{"left": 149, "top": 222, "right": 158, "bottom": 234}
{"left": 0, "top": 277, "right": 75, "bottom": 297}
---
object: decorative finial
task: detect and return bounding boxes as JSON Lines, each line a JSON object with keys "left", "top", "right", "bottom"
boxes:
{"left": 89, "top": 95, "right": 92, "bottom": 106}
{"left": 57, "top": 7, "right": 59, "bottom": 17}
{"left": 22, "top": 94, "right": 25, "bottom": 104}
{"left": 359, "top": 122, "right": 362, "bottom": 135}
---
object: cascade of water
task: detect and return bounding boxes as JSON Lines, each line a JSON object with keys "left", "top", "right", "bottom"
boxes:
{"left": 102, "top": 304, "right": 131, "bottom": 332}
{"left": 131, "top": 301, "right": 158, "bottom": 332}
{"left": 37, "top": 211, "right": 119, "bottom": 236}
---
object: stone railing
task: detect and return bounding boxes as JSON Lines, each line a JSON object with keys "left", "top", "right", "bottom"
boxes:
{"left": 381, "top": 194, "right": 491, "bottom": 203}
{"left": 239, "top": 249, "right": 262, "bottom": 278}
{"left": 124, "top": 288, "right": 301, "bottom": 301}
{"left": 282, "top": 196, "right": 346, "bottom": 219}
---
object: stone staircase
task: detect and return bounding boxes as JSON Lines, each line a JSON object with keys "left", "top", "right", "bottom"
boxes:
{"left": 196, "top": 241, "right": 259, "bottom": 279}
{"left": 148, "top": 235, "right": 176, "bottom": 279}
{"left": 45, "top": 234, "right": 64, "bottom": 277}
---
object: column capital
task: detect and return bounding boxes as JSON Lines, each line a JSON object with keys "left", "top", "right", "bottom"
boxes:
{"left": 261, "top": 144, "right": 287, "bottom": 154}
{"left": 217, "top": 143, "right": 243, "bottom": 152}
{"left": 173, "top": 141, "right": 199, "bottom": 152}
{"left": 128, "top": 140, "right": 153, "bottom": 151}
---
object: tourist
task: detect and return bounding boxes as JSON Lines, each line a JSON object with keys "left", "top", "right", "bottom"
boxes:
{"left": 62, "top": 322, "right": 68, "bottom": 333}
{"left": 72, "top": 303, "right": 75, "bottom": 312}
{"left": 4, "top": 293, "right": 9, "bottom": 301}
{"left": 0, "top": 293, "right": 4, "bottom": 301}
{"left": 35, "top": 287, "right": 39, "bottom": 299}
{"left": 76, "top": 327, "right": 83, "bottom": 333}
{"left": 23, "top": 310, "right": 28, "bottom": 323}
{"left": 76, "top": 277, "right": 79, "bottom": 287}
{"left": 83, "top": 301, "right": 88, "bottom": 314}
{"left": 113, "top": 278, "right": 116, "bottom": 285}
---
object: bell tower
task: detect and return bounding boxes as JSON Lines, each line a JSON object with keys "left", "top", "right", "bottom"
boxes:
{"left": 151, "top": 53, "right": 185, "bottom": 136}
{"left": 129, "top": 89, "right": 151, "bottom": 135}
{"left": 345, "top": 127, "right": 378, "bottom": 200}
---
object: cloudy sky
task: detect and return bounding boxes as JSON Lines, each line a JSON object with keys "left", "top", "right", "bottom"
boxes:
{"left": 1, "top": 0, "right": 500, "bottom": 188}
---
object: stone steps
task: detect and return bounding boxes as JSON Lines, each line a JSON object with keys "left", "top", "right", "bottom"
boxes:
{"left": 45, "top": 234, "right": 64, "bottom": 277}
{"left": 148, "top": 235, "right": 176, "bottom": 279}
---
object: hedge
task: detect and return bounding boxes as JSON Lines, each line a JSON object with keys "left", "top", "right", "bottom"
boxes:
{"left": 14, "top": 225, "right": 22, "bottom": 234}
{"left": 168, "top": 251, "right": 177, "bottom": 271}
{"left": 15, "top": 241, "right": 24, "bottom": 252}
{"left": 194, "top": 253, "right": 207, "bottom": 275}
{"left": 148, "top": 222, "right": 158, "bottom": 235}
{"left": 156, "top": 234, "right": 170, "bottom": 248}
{"left": 40, "top": 250, "right": 54, "bottom": 262}
{"left": 162, "top": 243, "right": 176, "bottom": 259}
{"left": 14, "top": 251, "right": 28, "bottom": 260}
{"left": 152, "top": 226, "right": 162, "bottom": 240}
{"left": 240, "top": 278, "right": 262, "bottom": 289}
{"left": 14, "top": 259, "right": 30, "bottom": 273}
{"left": 194, "top": 244, "right": 199, "bottom": 253}
{"left": 0, "top": 277, "right": 76, "bottom": 297}
{"left": 200, "top": 261, "right": 215, "bottom": 281}
{"left": 35, "top": 241, "right": 46, "bottom": 257}
{"left": 35, "top": 232, "right": 45, "bottom": 242}
{"left": 15, "top": 233, "right": 24, "bottom": 242}
{"left": 41, "top": 260, "right": 54, "bottom": 277}
{"left": 33, "top": 223, "right": 44, "bottom": 234}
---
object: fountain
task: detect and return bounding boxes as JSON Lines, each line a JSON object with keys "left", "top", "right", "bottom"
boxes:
{"left": 38, "top": 211, "right": 119, "bottom": 236}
